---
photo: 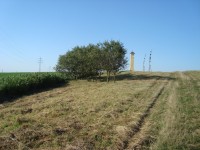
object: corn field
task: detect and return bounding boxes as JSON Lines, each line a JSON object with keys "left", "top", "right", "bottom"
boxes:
{"left": 0, "top": 72, "right": 68, "bottom": 97}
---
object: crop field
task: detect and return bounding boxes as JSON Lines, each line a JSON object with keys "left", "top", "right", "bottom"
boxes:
{"left": 0, "top": 72, "right": 68, "bottom": 101}
{"left": 0, "top": 71, "right": 199, "bottom": 149}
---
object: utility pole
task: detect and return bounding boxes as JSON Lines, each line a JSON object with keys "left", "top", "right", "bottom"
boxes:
{"left": 149, "top": 50, "right": 152, "bottom": 72}
{"left": 49, "top": 66, "right": 51, "bottom": 72}
{"left": 38, "top": 57, "right": 42, "bottom": 72}
{"left": 143, "top": 54, "right": 146, "bottom": 72}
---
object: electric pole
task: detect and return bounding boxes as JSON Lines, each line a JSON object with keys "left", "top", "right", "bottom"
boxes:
{"left": 38, "top": 57, "right": 42, "bottom": 72}
{"left": 149, "top": 50, "right": 152, "bottom": 72}
{"left": 49, "top": 66, "right": 51, "bottom": 72}
{"left": 143, "top": 54, "right": 146, "bottom": 72}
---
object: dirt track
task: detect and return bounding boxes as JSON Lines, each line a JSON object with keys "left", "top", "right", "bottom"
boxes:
{"left": 124, "top": 78, "right": 170, "bottom": 150}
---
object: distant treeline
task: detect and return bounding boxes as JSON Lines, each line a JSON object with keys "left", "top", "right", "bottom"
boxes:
{"left": 55, "top": 40, "right": 127, "bottom": 82}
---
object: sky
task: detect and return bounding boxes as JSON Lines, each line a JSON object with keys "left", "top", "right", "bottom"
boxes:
{"left": 0, "top": 0, "right": 200, "bottom": 72}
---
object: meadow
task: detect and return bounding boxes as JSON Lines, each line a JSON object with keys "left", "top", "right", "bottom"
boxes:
{"left": 0, "top": 71, "right": 199, "bottom": 149}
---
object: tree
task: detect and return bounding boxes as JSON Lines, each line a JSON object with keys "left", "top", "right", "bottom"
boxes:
{"left": 99, "top": 40, "right": 127, "bottom": 82}
{"left": 55, "top": 49, "right": 80, "bottom": 79}
{"left": 55, "top": 40, "right": 127, "bottom": 82}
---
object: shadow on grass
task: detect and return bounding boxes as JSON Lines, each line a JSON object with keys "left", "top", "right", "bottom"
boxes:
{"left": 116, "top": 73, "right": 176, "bottom": 81}
{"left": 93, "top": 72, "right": 176, "bottom": 82}
{"left": 0, "top": 82, "right": 69, "bottom": 104}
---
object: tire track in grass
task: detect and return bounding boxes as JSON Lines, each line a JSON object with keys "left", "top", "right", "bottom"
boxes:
{"left": 131, "top": 80, "right": 172, "bottom": 150}
{"left": 123, "top": 81, "right": 168, "bottom": 150}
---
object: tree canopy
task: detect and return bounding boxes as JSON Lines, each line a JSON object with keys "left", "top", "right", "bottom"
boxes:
{"left": 55, "top": 40, "right": 127, "bottom": 82}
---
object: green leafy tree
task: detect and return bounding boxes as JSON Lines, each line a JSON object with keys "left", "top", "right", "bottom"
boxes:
{"left": 99, "top": 40, "right": 127, "bottom": 82}
{"left": 55, "top": 48, "right": 80, "bottom": 79}
{"left": 55, "top": 40, "right": 127, "bottom": 82}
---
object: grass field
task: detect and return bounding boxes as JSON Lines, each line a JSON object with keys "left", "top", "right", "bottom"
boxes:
{"left": 0, "top": 71, "right": 199, "bottom": 149}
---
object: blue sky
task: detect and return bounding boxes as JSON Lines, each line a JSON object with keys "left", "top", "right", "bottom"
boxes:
{"left": 0, "top": 0, "right": 200, "bottom": 72}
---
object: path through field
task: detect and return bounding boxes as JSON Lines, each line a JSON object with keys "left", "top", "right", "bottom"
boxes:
{"left": 0, "top": 71, "right": 199, "bottom": 150}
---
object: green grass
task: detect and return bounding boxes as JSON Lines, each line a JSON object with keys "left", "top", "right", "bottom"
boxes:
{"left": 175, "top": 72, "right": 200, "bottom": 149}
{"left": 150, "top": 72, "right": 200, "bottom": 150}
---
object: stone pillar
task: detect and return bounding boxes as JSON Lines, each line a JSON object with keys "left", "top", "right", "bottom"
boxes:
{"left": 130, "top": 52, "right": 135, "bottom": 73}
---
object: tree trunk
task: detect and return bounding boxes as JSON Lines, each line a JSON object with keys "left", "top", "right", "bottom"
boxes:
{"left": 107, "top": 71, "right": 110, "bottom": 83}
{"left": 106, "top": 71, "right": 109, "bottom": 82}
{"left": 113, "top": 72, "right": 116, "bottom": 83}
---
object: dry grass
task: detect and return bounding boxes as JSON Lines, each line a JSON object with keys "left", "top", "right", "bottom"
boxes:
{"left": 150, "top": 71, "right": 200, "bottom": 150}
{"left": 0, "top": 71, "right": 199, "bottom": 149}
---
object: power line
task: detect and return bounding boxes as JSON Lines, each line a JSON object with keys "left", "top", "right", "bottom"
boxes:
{"left": 0, "top": 29, "right": 29, "bottom": 61}
{"left": 0, "top": 26, "right": 35, "bottom": 65}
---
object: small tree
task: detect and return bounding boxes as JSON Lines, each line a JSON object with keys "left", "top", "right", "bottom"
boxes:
{"left": 55, "top": 47, "right": 82, "bottom": 79}
{"left": 100, "top": 40, "right": 127, "bottom": 82}
{"left": 84, "top": 44, "right": 101, "bottom": 79}
{"left": 55, "top": 40, "right": 127, "bottom": 82}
